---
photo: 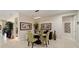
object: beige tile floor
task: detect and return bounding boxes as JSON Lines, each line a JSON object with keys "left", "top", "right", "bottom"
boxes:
{"left": 0, "top": 38, "right": 79, "bottom": 48}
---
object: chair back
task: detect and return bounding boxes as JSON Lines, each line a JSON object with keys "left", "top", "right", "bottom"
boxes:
{"left": 40, "top": 31, "right": 43, "bottom": 41}
{"left": 27, "top": 31, "right": 35, "bottom": 42}
{"left": 46, "top": 32, "right": 50, "bottom": 42}
{"left": 41, "top": 32, "right": 50, "bottom": 45}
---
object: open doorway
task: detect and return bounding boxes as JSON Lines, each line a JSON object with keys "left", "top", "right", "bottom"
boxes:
{"left": 2, "top": 21, "right": 13, "bottom": 39}
{"left": 1, "top": 17, "right": 19, "bottom": 40}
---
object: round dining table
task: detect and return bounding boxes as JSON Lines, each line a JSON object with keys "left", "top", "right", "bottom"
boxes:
{"left": 34, "top": 34, "right": 41, "bottom": 44}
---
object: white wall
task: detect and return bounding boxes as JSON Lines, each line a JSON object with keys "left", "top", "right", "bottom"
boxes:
{"left": 7, "top": 13, "right": 19, "bottom": 23}
{"left": 17, "top": 11, "right": 77, "bottom": 41}
{"left": 75, "top": 11, "right": 79, "bottom": 42}
{"left": 18, "top": 14, "right": 34, "bottom": 40}
{"left": 38, "top": 12, "right": 77, "bottom": 40}
{"left": 62, "top": 16, "right": 76, "bottom": 40}
{"left": 38, "top": 16, "right": 63, "bottom": 39}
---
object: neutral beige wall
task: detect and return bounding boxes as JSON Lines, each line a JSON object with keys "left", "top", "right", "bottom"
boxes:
{"left": 62, "top": 16, "right": 76, "bottom": 41}
{"left": 38, "top": 12, "right": 77, "bottom": 40}
{"left": 38, "top": 16, "right": 63, "bottom": 39}
{"left": 18, "top": 14, "right": 34, "bottom": 40}
{"left": 75, "top": 11, "right": 79, "bottom": 42}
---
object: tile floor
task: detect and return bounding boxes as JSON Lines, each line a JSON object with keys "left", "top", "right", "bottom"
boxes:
{"left": 0, "top": 38, "right": 79, "bottom": 48}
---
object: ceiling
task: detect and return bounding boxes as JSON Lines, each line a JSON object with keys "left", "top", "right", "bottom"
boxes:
{"left": 0, "top": 10, "right": 17, "bottom": 19}
{"left": 0, "top": 10, "right": 76, "bottom": 20}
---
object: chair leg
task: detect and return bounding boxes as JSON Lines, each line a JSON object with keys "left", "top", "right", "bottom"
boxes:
{"left": 45, "top": 41, "right": 48, "bottom": 47}
{"left": 32, "top": 43, "right": 34, "bottom": 48}
{"left": 48, "top": 40, "right": 49, "bottom": 45}
{"left": 28, "top": 41, "right": 30, "bottom": 46}
{"left": 46, "top": 43, "right": 47, "bottom": 47}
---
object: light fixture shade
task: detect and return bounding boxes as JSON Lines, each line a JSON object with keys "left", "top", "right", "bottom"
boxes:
{"left": 34, "top": 17, "right": 41, "bottom": 19}
{"left": 35, "top": 10, "right": 39, "bottom": 12}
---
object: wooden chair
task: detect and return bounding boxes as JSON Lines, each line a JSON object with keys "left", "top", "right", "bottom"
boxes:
{"left": 27, "top": 31, "right": 36, "bottom": 48}
{"left": 45, "top": 32, "right": 50, "bottom": 47}
{"left": 41, "top": 32, "right": 50, "bottom": 47}
{"left": 40, "top": 31, "right": 44, "bottom": 46}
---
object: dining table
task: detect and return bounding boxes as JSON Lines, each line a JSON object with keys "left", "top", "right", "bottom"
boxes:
{"left": 33, "top": 33, "right": 47, "bottom": 44}
{"left": 34, "top": 34, "right": 41, "bottom": 44}
{"left": 42, "top": 34, "right": 46, "bottom": 37}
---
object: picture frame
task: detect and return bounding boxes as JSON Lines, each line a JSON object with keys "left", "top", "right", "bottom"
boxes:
{"left": 20, "top": 22, "right": 32, "bottom": 30}
{"left": 41, "top": 23, "right": 52, "bottom": 30}
{"left": 64, "top": 23, "right": 71, "bottom": 33}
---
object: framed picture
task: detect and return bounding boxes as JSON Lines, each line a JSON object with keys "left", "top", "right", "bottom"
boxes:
{"left": 41, "top": 23, "right": 52, "bottom": 30}
{"left": 20, "top": 22, "right": 32, "bottom": 30}
{"left": 64, "top": 23, "right": 71, "bottom": 33}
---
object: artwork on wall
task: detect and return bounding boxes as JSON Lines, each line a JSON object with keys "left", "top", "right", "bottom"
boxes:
{"left": 64, "top": 23, "right": 71, "bottom": 33}
{"left": 41, "top": 23, "right": 52, "bottom": 30}
{"left": 20, "top": 22, "right": 32, "bottom": 30}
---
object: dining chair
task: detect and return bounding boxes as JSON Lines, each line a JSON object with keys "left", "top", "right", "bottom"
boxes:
{"left": 41, "top": 31, "right": 50, "bottom": 47}
{"left": 45, "top": 32, "right": 50, "bottom": 47}
{"left": 27, "top": 31, "right": 36, "bottom": 48}
{"left": 40, "top": 31, "right": 44, "bottom": 45}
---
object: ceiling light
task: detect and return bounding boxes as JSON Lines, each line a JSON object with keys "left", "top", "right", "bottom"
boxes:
{"left": 35, "top": 10, "right": 39, "bottom": 12}
{"left": 34, "top": 17, "right": 41, "bottom": 19}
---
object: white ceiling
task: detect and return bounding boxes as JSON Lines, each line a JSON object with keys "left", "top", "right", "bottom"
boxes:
{"left": 0, "top": 10, "right": 17, "bottom": 19}
{"left": 0, "top": 10, "right": 76, "bottom": 19}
